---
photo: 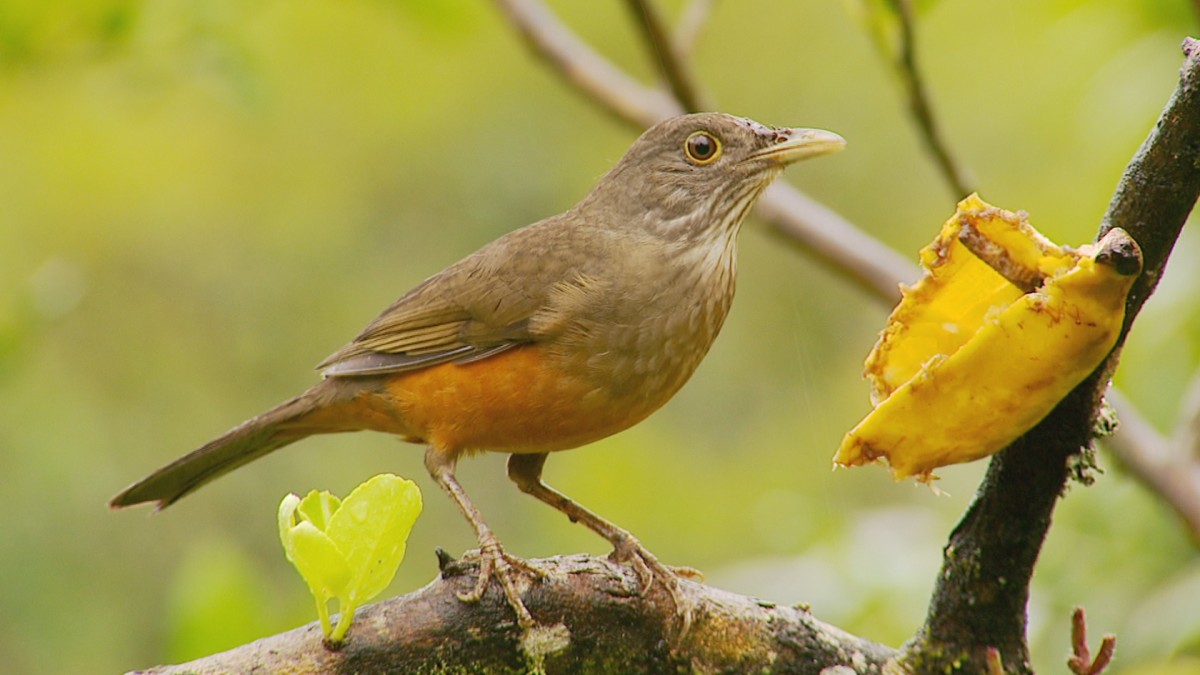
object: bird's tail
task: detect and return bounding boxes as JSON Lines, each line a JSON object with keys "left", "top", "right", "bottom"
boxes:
{"left": 110, "top": 380, "right": 353, "bottom": 509}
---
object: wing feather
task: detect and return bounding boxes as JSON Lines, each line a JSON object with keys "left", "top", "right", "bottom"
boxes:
{"left": 315, "top": 222, "right": 570, "bottom": 378}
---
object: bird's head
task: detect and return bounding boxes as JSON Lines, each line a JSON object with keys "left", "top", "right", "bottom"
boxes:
{"left": 579, "top": 112, "right": 845, "bottom": 242}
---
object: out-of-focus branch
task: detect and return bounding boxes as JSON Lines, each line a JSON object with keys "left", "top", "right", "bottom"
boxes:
{"left": 676, "top": 0, "right": 716, "bottom": 57}
{"left": 855, "top": 0, "right": 974, "bottom": 195}
{"left": 886, "top": 0, "right": 974, "bottom": 197}
{"left": 1102, "top": 375, "right": 1200, "bottom": 542}
{"left": 491, "top": 0, "right": 680, "bottom": 127}
{"left": 1106, "top": 389, "right": 1200, "bottom": 541}
{"left": 623, "top": 0, "right": 708, "bottom": 112}
{"left": 758, "top": 182, "right": 916, "bottom": 300}
{"left": 491, "top": 0, "right": 916, "bottom": 302}
{"left": 1174, "top": 366, "right": 1200, "bottom": 460}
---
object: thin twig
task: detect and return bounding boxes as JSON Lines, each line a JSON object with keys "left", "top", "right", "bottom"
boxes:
{"left": 1104, "top": 389, "right": 1200, "bottom": 541}
{"left": 1068, "top": 607, "right": 1116, "bottom": 675}
{"left": 757, "top": 183, "right": 916, "bottom": 301}
{"left": 886, "top": 0, "right": 974, "bottom": 196}
{"left": 623, "top": 0, "right": 706, "bottom": 112}
{"left": 985, "top": 647, "right": 1005, "bottom": 675}
{"left": 676, "top": 0, "right": 716, "bottom": 58}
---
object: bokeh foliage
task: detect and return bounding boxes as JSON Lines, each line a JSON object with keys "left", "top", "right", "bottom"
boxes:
{"left": 0, "top": 1, "right": 1197, "bottom": 672}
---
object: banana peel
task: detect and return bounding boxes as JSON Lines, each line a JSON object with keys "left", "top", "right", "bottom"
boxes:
{"left": 834, "top": 194, "right": 1142, "bottom": 483}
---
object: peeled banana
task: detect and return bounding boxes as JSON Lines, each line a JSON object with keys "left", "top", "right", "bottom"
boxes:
{"left": 835, "top": 194, "right": 1142, "bottom": 483}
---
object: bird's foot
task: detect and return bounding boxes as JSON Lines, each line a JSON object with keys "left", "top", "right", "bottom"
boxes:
{"left": 458, "top": 538, "right": 544, "bottom": 630}
{"left": 608, "top": 533, "right": 698, "bottom": 640}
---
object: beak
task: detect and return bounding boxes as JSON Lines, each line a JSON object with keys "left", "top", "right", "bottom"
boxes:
{"left": 745, "top": 128, "right": 846, "bottom": 166}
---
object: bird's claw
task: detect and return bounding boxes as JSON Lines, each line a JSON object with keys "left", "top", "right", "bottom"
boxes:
{"left": 607, "top": 533, "right": 697, "bottom": 640}
{"left": 457, "top": 540, "right": 543, "bottom": 630}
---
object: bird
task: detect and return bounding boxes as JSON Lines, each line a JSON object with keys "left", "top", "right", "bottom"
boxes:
{"left": 110, "top": 112, "right": 845, "bottom": 631}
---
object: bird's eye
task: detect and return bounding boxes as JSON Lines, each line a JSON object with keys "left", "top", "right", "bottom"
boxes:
{"left": 684, "top": 131, "right": 721, "bottom": 165}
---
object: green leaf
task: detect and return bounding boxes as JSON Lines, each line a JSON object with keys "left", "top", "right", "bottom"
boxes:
{"left": 278, "top": 475, "right": 423, "bottom": 642}
{"left": 278, "top": 493, "right": 301, "bottom": 540}
{"left": 283, "top": 521, "right": 351, "bottom": 601}
{"left": 280, "top": 490, "right": 355, "bottom": 639}
{"left": 326, "top": 473, "right": 423, "bottom": 605}
{"left": 297, "top": 489, "right": 341, "bottom": 532}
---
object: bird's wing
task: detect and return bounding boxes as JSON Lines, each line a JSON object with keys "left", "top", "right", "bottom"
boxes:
{"left": 317, "top": 220, "right": 601, "bottom": 378}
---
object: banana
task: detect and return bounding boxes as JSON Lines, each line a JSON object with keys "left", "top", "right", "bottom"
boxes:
{"left": 835, "top": 195, "right": 1142, "bottom": 483}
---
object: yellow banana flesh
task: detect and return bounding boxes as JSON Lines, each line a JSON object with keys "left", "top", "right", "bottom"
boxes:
{"left": 835, "top": 195, "right": 1142, "bottom": 483}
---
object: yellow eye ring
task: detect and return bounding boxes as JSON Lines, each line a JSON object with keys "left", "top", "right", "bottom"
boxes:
{"left": 684, "top": 131, "right": 721, "bottom": 165}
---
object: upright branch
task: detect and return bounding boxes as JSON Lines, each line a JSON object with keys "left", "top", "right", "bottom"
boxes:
{"left": 1099, "top": 40, "right": 1200, "bottom": 321}
{"left": 1067, "top": 607, "right": 1116, "bottom": 675}
{"left": 902, "top": 39, "right": 1200, "bottom": 674}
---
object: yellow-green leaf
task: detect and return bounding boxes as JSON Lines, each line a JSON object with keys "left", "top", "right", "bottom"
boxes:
{"left": 297, "top": 489, "right": 340, "bottom": 532}
{"left": 281, "top": 521, "right": 351, "bottom": 601}
{"left": 278, "top": 475, "right": 423, "bottom": 643}
{"left": 326, "top": 473, "right": 423, "bottom": 605}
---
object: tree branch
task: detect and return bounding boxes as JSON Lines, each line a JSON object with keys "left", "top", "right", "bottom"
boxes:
{"left": 902, "top": 38, "right": 1200, "bottom": 674}
{"left": 623, "top": 0, "right": 708, "bottom": 112}
{"left": 885, "top": 0, "right": 974, "bottom": 197}
{"left": 131, "top": 554, "right": 896, "bottom": 674}
{"left": 1105, "top": 389, "right": 1200, "bottom": 542}
{"left": 1175, "top": 367, "right": 1200, "bottom": 462}
{"left": 490, "top": 0, "right": 680, "bottom": 127}
{"left": 757, "top": 182, "right": 916, "bottom": 301}
{"left": 676, "top": 0, "right": 716, "bottom": 58}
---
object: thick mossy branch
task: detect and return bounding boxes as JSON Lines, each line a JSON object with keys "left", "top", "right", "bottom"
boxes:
{"left": 130, "top": 554, "right": 895, "bottom": 674}
{"left": 903, "top": 38, "right": 1200, "bottom": 675}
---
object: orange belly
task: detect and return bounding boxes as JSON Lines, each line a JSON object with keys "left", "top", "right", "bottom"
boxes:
{"left": 347, "top": 345, "right": 661, "bottom": 455}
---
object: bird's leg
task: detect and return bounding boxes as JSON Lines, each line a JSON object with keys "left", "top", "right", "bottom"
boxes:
{"left": 507, "top": 453, "right": 698, "bottom": 637}
{"left": 424, "top": 447, "right": 540, "bottom": 629}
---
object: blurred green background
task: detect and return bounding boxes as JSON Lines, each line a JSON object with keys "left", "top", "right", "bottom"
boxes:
{"left": 1, "top": 0, "right": 1198, "bottom": 672}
